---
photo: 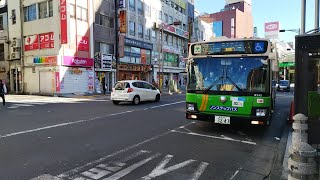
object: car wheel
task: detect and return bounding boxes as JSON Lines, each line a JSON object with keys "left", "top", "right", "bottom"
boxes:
{"left": 132, "top": 96, "right": 140, "bottom": 105}
{"left": 155, "top": 94, "right": 160, "bottom": 102}
{"left": 113, "top": 101, "right": 120, "bottom": 105}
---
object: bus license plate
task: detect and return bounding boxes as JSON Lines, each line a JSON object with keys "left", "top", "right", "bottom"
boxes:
{"left": 215, "top": 116, "right": 231, "bottom": 124}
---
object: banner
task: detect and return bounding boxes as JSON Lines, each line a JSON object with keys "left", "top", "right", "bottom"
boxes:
{"left": 141, "top": 49, "right": 146, "bottom": 64}
{"left": 39, "top": 32, "right": 54, "bottom": 49}
{"left": 25, "top": 35, "right": 39, "bottom": 51}
{"left": 78, "top": 36, "right": 89, "bottom": 51}
{"left": 119, "top": 35, "right": 125, "bottom": 58}
{"left": 55, "top": 72, "right": 60, "bottom": 92}
{"left": 60, "top": 0, "right": 68, "bottom": 44}
{"left": 119, "top": 10, "right": 127, "bottom": 33}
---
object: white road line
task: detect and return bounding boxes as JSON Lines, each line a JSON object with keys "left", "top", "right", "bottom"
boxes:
{"left": 103, "top": 153, "right": 161, "bottom": 180}
{"left": 172, "top": 130, "right": 257, "bottom": 145}
{"left": 150, "top": 101, "right": 185, "bottom": 109}
{"left": 230, "top": 170, "right": 240, "bottom": 180}
{"left": 190, "top": 162, "right": 209, "bottom": 180}
{"left": 0, "top": 110, "right": 135, "bottom": 139}
{"left": 141, "top": 155, "right": 196, "bottom": 180}
{"left": 58, "top": 122, "right": 194, "bottom": 178}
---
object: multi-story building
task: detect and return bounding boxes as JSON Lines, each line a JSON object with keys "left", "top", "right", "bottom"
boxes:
{"left": 118, "top": 0, "right": 190, "bottom": 86}
{"left": 0, "top": 0, "right": 9, "bottom": 90}
{"left": 192, "top": 10, "right": 214, "bottom": 42}
{"left": 93, "top": 0, "right": 116, "bottom": 92}
{"left": 199, "top": 0, "right": 253, "bottom": 39}
{"left": 7, "top": 0, "right": 95, "bottom": 95}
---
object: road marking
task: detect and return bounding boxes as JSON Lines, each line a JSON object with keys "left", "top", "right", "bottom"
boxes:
{"left": 230, "top": 169, "right": 240, "bottom": 179}
{"left": 103, "top": 153, "right": 161, "bottom": 180}
{"left": 172, "top": 130, "right": 257, "bottom": 145}
{"left": 0, "top": 110, "right": 135, "bottom": 139}
{"left": 190, "top": 162, "right": 210, "bottom": 180}
{"left": 58, "top": 123, "right": 194, "bottom": 178}
{"left": 150, "top": 101, "right": 185, "bottom": 109}
{"left": 141, "top": 155, "right": 196, "bottom": 180}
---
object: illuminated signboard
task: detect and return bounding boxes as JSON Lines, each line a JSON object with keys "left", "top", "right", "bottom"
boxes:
{"left": 191, "top": 40, "right": 269, "bottom": 56}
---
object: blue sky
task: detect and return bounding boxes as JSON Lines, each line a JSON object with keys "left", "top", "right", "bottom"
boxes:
{"left": 194, "top": 0, "right": 316, "bottom": 42}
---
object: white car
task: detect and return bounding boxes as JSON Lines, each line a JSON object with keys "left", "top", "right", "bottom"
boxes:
{"left": 111, "top": 80, "right": 161, "bottom": 105}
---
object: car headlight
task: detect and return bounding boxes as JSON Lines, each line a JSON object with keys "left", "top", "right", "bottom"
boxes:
{"left": 256, "top": 109, "right": 267, "bottom": 117}
{"left": 187, "top": 103, "right": 195, "bottom": 111}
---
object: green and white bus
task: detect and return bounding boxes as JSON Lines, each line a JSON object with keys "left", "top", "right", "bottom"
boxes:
{"left": 186, "top": 38, "right": 275, "bottom": 126}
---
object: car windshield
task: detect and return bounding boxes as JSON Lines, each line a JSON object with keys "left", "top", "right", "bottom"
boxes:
{"left": 188, "top": 57, "right": 269, "bottom": 93}
{"left": 279, "top": 80, "right": 289, "bottom": 85}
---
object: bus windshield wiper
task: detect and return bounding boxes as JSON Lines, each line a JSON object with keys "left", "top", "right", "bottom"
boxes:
{"left": 203, "top": 77, "right": 223, "bottom": 94}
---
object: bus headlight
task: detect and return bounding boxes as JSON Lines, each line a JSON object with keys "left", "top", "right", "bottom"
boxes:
{"left": 187, "top": 103, "right": 195, "bottom": 111}
{"left": 256, "top": 109, "right": 267, "bottom": 117}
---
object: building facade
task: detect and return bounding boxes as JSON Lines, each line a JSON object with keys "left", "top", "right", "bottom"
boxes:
{"left": 7, "top": 0, "right": 94, "bottom": 95}
{"left": 199, "top": 0, "right": 253, "bottom": 39}
{"left": 93, "top": 0, "right": 116, "bottom": 93}
{"left": 192, "top": 10, "right": 214, "bottom": 42}
{"left": 118, "top": 0, "right": 190, "bottom": 87}
{"left": 0, "top": 0, "right": 9, "bottom": 90}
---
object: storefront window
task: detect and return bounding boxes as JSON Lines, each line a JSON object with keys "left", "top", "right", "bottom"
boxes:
{"left": 146, "top": 50, "right": 151, "bottom": 64}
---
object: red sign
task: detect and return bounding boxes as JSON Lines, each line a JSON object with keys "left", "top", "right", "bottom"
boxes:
{"left": 63, "top": 56, "right": 94, "bottom": 67}
{"left": 264, "top": 22, "right": 279, "bottom": 32}
{"left": 25, "top": 35, "right": 39, "bottom": 51}
{"left": 78, "top": 36, "right": 89, "bottom": 51}
{"left": 60, "top": 0, "right": 67, "bottom": 44}
{"left": 162, "top": 23, "right": 175, "bottom": 33}
{"left": 40, "top": 32, "right": 54, "bottom": 49}
{"left": 140, "top": 49, "right": 146, "bottom": 64}
{"left": 55, "top": 72, "right": 60, "bottom": 92}
{"left": 119, "top": 35, "right": 125, "bottom": 58}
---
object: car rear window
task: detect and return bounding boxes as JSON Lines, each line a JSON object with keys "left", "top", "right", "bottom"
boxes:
{"left": 114, "top": 82, "right": 130, "bottom": 90}
{"left": 280, "top": 81, "right": 289, "bottom": 85}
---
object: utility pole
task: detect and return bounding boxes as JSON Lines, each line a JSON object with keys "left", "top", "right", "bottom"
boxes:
{"left": 114, "top": 0, "right": 119, "bottom": 82}
{"left": 316, "top": 0, "right": 320, "bottom": 29}
{"left": 301, "top": 0, "right": 306, "bottom": 34}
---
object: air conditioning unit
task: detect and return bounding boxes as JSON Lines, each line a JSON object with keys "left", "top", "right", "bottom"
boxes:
{"left": 11, "top": 52, "right": 20, "bottom": 59}
{"left": 11, "top": 39, "right": 21, "bottom": 48}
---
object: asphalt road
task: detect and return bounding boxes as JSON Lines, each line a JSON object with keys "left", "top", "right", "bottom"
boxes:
{"left": 0, "top": 92, "right": 293, "bottom": 180}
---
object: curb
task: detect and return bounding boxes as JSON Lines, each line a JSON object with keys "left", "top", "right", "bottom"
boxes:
{"left": 280, "top": 126, "right": 292, "bottom": 180}
{"left": 30, "top": 174, "right": 62, "bottom": 180}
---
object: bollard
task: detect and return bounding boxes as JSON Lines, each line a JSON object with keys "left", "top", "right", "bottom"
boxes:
{"left": 292, "top": 114, "right": 309, "bottom": 146}
{"left": 288, "top": 142, "right": 317, "bottom": 180}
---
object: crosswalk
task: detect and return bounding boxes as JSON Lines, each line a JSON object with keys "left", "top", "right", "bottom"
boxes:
{"left": 0, "top": 95, "right": 109, "bottom": 110}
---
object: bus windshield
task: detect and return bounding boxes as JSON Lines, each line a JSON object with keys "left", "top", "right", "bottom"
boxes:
{"left": 188, "top": 57, "right": 269, "bottom": 93}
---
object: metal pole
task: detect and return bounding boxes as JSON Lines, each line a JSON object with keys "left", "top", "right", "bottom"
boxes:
{"left": 316, "top": 0, "right": 320, "bottom": 29}
{"left": 301, "top": 0, "right": 306, "bottom": 34}
{"left": 114, "top": 0, "right": 119, "bottom": 82}
{"left": 161, "top": 28, "right": 164, "bottom": 91}
{"left": 19, "top": 0, "right": 25, "bottom": 93}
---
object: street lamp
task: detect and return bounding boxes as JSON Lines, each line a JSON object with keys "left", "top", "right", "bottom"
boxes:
{"left": 156, "top": 21, "right": 181, "bottom": 90}
{"left": 279, "top": 29, "right": 301, "bottom": 34}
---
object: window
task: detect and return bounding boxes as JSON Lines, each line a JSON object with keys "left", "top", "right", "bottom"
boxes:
{"left": 77, "top": 6, "right": 88, "bottom": 22}
{"left": 168, "top": 35, "right": 173, "bottom": 46}
{"left": 159, "top": 11, "right": 162, "bottom": 20}
{"left": 96, "top": 14, "right": 114, "bottom": 28}
{"left": 70, "top": 4, "right": 76, "bottom": 18}
{"left": 95, "top": 41, "right": 114, "bottom": 54}
{"left": 152, "top": 30, "right": 156, "bottom": 40}
{"left": 0, "top": 16, "right": 3, "bottom": 30}
{"left": 145, "top": 4, "right": 150, "bottom": 15}
{"left": 24, "top": 4, "right": 37, "bottom": 22}
{"left": 138, "top": 24, "right": 143, "bottom": 38}
{"left": 129, "top": 21, "right": 135, "bottom": 36}
{"left": 164, "top": 13, "right": 168, "bottom": 23}
{"left": 137, "top": 0, "right": 143, "bottom": 15}
{"left": 38, "top": 0, "right": 53, "bottom": 19}
{"left": 0, "top": 44, "right": 4, "bottom": 61}
{"left": 11, "top": 10, "right": 16, "bottom": 24}
{"left": 145, "top": 28, "right": 150, "bottom": 40}
{"left": 129, "top": 0, "right": 135, "bottom": 11}
{"left": 169, "top": 16, "right": 173, "bottom": 24}
{"left": 164, "top": 34, "right": 168, "bottom": 44}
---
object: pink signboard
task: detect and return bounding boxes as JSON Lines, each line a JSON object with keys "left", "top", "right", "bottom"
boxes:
{"left": 264, "top": 22, "right": 279, "bottom": 32}
{"left": 55, "top": 72, "right": 60, "bottom": 92}
{"left": 62, "top": 56, "right": 94, "bottom": 67}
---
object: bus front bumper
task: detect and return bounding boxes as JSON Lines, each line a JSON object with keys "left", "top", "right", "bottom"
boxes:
{"left": 185, "top": 112, "right": 270, "bottom": 125}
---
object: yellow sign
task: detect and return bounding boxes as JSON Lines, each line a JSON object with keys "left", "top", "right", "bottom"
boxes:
{"left": 224, "top": 48, "right": 234, "bottom": 52}
{"left": 289, "top": 69, "right": 295, "bottom": 73}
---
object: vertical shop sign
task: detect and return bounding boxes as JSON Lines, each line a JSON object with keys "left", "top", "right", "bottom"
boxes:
{"left": 141, "top": 49, "right": 147, "bottom": 64}
{"left": 60, "top": 0, "right": 68, "bottom": 44}
{"left": 55, "top": 72, "right": 60, "bottom": 92}
{"left": 119, "top": 10, "right": 127, "bottom": 33}
{"left": 119, "top": 35, "right": 125, "bottom": 58}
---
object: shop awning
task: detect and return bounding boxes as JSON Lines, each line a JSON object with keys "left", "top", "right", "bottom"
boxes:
{"left": 278, "top": 53, "right": 295, "bottom": 67}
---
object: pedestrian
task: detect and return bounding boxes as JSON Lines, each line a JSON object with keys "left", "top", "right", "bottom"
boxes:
{"left": 165, "top": 79, "right": 168, "bottom": 87}
{"left": 0, "top": 79, "right": 7, "bottom": 106}
{"left": 102, "top": 78, "right": 106, "bottom": 95}
{"left": 179, "top": 79, "right": 181, "bottom": 87}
